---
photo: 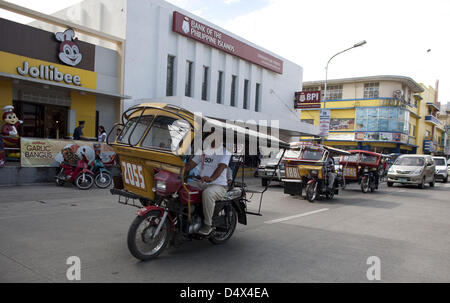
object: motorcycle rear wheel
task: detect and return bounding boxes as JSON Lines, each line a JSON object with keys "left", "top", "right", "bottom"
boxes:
{"left": 127, "top": 210, "right": 171, "bottom": 261}
{"left": 209, "top": 206, "right": 238, "bottom": 245}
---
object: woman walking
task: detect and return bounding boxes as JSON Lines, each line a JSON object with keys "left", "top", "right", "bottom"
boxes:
{"left": 98, "top": 125, "right": 107, "bottom": 142}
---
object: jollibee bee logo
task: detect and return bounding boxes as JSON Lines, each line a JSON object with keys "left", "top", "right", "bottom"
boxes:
{"left": 55, "top": 29, "right": 82, "bottom": 66}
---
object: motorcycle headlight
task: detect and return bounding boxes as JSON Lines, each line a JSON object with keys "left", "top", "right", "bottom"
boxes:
{"left": 310, "top": 170, "right": 318, "bottom": 177}
{"left": 156, "top": 180, "right": 166, "bottom": 191}
{"left": 363, "top": 167, "right": 369, "bottom": 173}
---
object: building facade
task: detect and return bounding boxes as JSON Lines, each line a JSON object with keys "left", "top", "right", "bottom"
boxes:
{"left": 438, "top": 103, "right": 450, "bottom": 156}
{"left": 301, "top": 75, "right": 446, "bottom": 155}
{"left": 0, "top": 17, "right": 126, "bottom": 140}
{"left": 32, "top": 0, "right": 318, "bottom": 142}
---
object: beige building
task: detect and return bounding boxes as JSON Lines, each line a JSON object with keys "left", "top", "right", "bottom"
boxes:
{"left": 301, "top": 75, "right": 446, "bottom": 155}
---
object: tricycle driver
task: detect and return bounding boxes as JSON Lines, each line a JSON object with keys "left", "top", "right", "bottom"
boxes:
{"left": 184, "top": 134, "right": 232, "bottom": 236}
{"left": 326, "top": 156, "right": 336, "bottom": 189}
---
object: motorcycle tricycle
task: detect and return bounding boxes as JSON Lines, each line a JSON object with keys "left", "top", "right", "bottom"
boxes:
{"left": 281, "top": 142, "right": 350, "bottom": 202}
{"left": 107, "top": 103, "right": 288, "bottom": 261}
{"left": 340, "top": 150, "right": 382, "bottom": 193}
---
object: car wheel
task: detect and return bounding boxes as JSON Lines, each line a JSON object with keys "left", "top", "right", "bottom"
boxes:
{"left": 418, "top": 177, "right": 425, "bottom": 189}
{"left": 443, "top": 176, "right": 448, "bottom": 183}
{"left": 387, "top": 182, "right": 393, "bottom": 187}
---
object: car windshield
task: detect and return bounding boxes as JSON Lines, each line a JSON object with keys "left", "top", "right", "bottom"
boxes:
{"left": 301, "top": 146, "right": 324, "bottom": 160}
{"left": 394, "top": 157, "right": 424, "bottom": 166}
{"left": 433, "top": 158, "right": 446, "bottom": 166}
{"left": 141, "top": 116, "right": 191, "bottom": 153}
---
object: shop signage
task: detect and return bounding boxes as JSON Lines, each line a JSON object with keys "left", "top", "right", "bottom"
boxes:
{"left": 55, "top": 29, "right": 82, "bottom": 67}
{"left": 172, "top": 11, "right": 283, "bottom": 74}
{"left": 330, "top": 118, "right": 354, "bottom": 130}
{"left": 355, "top": 132, "right": 407, "bottom": 143}
{"left": 327, "top": 133, "right": 355, "bottom": 141}
{"left": 294, "top": 91, "right": 321, "bottom": 109}
{"left": 319, "top": 109, "right": 330, "bottom": 137}
{"left": 423, "top": 140, "right": 434, "bottom": 152}
{"left": 20, "top": 138, "right": 115, "bottom": 167}
{"left": 17, "top": 61, "right": 82, "bottom": 86}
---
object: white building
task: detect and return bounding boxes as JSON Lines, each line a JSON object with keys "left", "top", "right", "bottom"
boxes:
{"left": 33, "top": 0, "right": 318, "bottom": 141}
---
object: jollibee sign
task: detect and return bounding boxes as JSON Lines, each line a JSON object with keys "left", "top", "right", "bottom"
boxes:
{"left": 172, "top": 11, "right": 283, "bottom": 74}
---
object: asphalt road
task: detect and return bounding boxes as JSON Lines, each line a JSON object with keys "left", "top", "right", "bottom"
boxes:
{"left": 0, "top": 179, "right": 449, "bottom": 283}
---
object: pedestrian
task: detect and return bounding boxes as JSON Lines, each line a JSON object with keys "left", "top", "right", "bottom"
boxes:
{"left": 73, "top": 121, "right": 85, "bottom": 140}
{"left": 98, "top": 125, "right": 107, "bottom": 142}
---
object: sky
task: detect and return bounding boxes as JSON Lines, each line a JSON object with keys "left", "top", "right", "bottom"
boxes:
{"left": 1, "top": 0, "right": 449, "bottom": 106}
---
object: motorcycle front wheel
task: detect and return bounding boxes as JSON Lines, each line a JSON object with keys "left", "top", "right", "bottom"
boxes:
{"left": 127, "top": 210, "right": 171, "bottom": 261}
{"left": 209, "top": 206, "right": 238, "bottom": 245}
{"left": 75, "top": 173, "right": 94, "bottom": 190}
{"left": 361, "top": 178, "right": 370, "bottom": 193}
{"left": 94, "top": 171, "right": 112, "bottom": 188}
{"left": 306, "top": 182, "right": 317, "bottom": 202}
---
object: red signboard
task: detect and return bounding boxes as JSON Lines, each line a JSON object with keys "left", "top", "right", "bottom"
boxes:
{"left": 172, "top": 11, "right": 283, "bottom": 74}
{"left": 294, "top": 91, "right": 321, "bottom": 109}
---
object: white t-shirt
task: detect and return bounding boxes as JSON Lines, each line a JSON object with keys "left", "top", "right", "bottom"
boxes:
{"left": 192, "top": 148, "right": 232, "bottom": 186}
{"left": 98, "top": 132, "right": 107, "bottom": 142}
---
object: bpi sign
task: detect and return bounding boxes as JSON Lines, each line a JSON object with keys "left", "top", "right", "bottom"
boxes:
{"left": 294, "top": 91, "right": 321, "bottom": 109}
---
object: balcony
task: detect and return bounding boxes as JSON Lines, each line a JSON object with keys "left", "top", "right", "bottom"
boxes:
{"left": 425, "top": 115, "right": 440, "bottom": 125}
{"left": 426, "top": 102, "right": 440, "bottom": 111}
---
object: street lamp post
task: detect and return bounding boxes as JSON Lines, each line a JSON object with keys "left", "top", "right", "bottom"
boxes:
{"left": 319, "top": 40, "right": 366, "bottom": 144}
{"left": 323, "top": 40, "right": 367, "bottom": 109}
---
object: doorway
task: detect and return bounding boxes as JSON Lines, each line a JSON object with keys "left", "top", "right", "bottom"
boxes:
{"left": 13, "top": 101, "right": 68, "bottom": 139}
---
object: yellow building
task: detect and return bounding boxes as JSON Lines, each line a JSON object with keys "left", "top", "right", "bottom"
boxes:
{"left": 301, "top": 75, "right": 445, "bottom": 155}
{"left": 0, "top": 17, "right": 127, "bottom": 140}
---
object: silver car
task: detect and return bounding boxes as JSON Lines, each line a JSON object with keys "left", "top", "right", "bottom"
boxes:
{"left": 387, "top": 154, "right": 435, "bottom": 188}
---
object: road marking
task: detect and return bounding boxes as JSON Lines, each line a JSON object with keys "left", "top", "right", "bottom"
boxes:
{"left": 264, "top": 208, "right": 329, "bottom": 224}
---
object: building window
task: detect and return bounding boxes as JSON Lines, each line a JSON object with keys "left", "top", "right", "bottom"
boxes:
{"left": 185, "top": 60, "right": 193, "bottom": 97}
{"left": 243, "top": 79, "right": 249, "bottom": 109}
{"left": 230, "top": 75, "right": 237, "bottom": 107}
{"left": 166, "top": 55, "right": 175, "bottom": 97}
{"left": 201, "top": 66, "right": 209, "bottom": 101}
{"left": 255, "top": 83, "right": 261, "bottom": 112}
{"left": 413, "top": 125, "right": 416, "bottom": 137}
{"left": 217, "top": 71, "right": 223, "bottom": 104}
{"left": 364, "top": 82, "right": 379, "bottom": 98}
{"left": 425, "top": 130, "right": 431, "bottom": 139}
{"left": 322, "top": 84, "right": 342, "bottom": 100}
{"left": 303, "top": 86, "right": 320, "bottom": 92}
{"left": 356, "top": 107, "right": 408, "bottom": 133}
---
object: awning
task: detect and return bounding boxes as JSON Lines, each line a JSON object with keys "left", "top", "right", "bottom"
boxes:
{"left": 0, "top": 71, "right": 131, "bottom": 100}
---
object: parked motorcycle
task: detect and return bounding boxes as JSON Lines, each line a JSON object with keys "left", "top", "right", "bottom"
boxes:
{"left": 55, "top": 153, "right": 95, "bottom": 190}
{"left": 91, "top": 154, "right": 112, "bottom": 188}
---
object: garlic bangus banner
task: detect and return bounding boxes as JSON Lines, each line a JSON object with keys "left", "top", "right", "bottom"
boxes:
{"left": 20, "top": 137, "right": 116, "bottom": 167}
